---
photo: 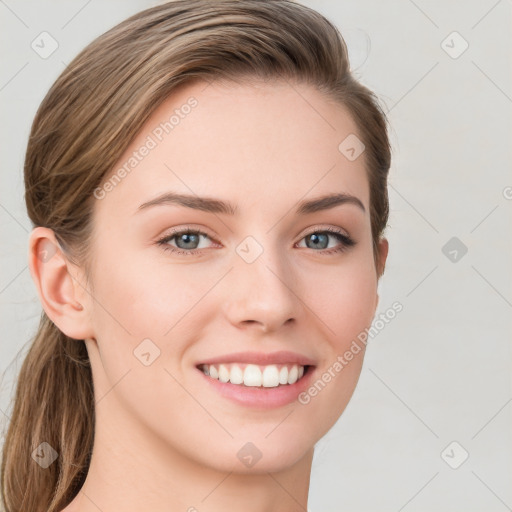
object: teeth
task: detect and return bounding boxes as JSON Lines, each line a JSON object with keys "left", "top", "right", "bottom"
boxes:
{"left": 230, "top": 364, "right": 244, "bottom": 385}
{"left": 262, "top": 365, "right": 279, "bottom": 387}
{"left": 244, "top": 364, "right": 262, "bottom": 387}
{"left": 288, "top": 365, "right": 298, "bottom": 384}
{"left": 218, "top": 364, "right": 230, "bottom": 383}
{"left": 200, "top": 363, "right": 307, "bottom": 387}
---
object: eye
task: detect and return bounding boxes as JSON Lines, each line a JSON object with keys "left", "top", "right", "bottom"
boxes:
{"left": 296, "top": 227, "right": 356, "bottom": 255}
{"left": 156, "top": 227, "right": 217, "bottom": 256}
{"left": 156, "top": 226, "right": 356, "bottom": 256}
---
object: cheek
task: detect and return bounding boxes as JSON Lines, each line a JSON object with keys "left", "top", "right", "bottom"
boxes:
{"left": 309, "top": 259, "right": 378, "bottom": 349}
{"left": 298, "top": 258, "right": 377, "bottom": 417}
{"left": 87, "top": 257, "right": 202, "bottom": 423}
{"left": 90, "top": 251, "right": 200, "bottom": 339}
{"left": 88, "top": 251, "right": 221, "bottom": 385}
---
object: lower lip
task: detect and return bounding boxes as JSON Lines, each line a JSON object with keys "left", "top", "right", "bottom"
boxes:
{"left": 196, "top": 366, "right": 316, "bottom": 409}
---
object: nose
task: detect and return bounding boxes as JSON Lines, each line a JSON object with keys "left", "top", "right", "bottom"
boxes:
{"left": 222, "top": 249, "right": 300, "bottom": 334}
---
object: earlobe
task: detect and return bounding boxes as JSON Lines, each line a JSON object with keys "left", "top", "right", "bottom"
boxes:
{"left": 28, "top": 227, "right": 94, "bottom": 340}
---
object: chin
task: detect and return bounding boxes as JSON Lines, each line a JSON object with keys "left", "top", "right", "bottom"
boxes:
{"left": 192, "top": 434, "right": 316, "bottom": 475}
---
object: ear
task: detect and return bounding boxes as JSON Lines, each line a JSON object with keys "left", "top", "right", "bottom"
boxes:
{"left": 28, "top": 226, "right": 95, "bottom": 340}
{"left": 374, "top": 237, "right": 389, "bottom": 311}
{"left": 377, "top": 237, "right": 389, "bottom": 279}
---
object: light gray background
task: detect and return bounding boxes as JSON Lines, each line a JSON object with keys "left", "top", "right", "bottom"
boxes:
{"left": 1, "top": 1, "right": 511, "bottom": 511}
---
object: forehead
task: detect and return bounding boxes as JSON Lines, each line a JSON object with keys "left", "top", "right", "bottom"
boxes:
{"left": 95, "top": 79, "right": 369, "bottom": 218}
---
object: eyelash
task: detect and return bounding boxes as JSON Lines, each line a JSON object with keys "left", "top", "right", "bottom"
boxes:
{"left": 156, "top": 226, "right": 356, "bottom": 257}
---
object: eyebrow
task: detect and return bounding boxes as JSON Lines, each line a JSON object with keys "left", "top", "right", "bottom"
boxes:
{"left": 136, "top": 191, "right": 366, "bottom": 216}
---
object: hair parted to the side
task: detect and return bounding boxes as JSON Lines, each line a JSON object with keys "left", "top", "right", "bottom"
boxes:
{"left": 0, "top": 1, "right": 391, "bottom": 511}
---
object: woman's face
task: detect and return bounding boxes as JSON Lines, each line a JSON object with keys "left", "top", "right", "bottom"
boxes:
{"left": 83, "top": 79, "right": 387, "bottom": 474}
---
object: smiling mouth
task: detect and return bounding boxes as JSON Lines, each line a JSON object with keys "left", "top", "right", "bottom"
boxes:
{"left": 197, "top": 363, "right": 312, "bottom": 388}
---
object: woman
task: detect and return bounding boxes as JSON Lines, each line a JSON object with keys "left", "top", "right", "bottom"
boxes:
{"left": 1, "top": 1, "right": 391, "bottom": 510}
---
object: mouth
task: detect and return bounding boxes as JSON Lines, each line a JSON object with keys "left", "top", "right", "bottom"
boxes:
{"left": 197, "top": 362, "right": 313, "bottom": 388}
{"left": 194, "top": 350, "right": 317, "bottom": 408}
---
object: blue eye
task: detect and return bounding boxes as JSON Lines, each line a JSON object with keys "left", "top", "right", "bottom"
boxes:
{"left": 156, "top": 227, "right": 355, "bottom": 256}
{"left": 157, "top": 229, "right": 214, "bottom": 255}
{"left": 299, "top": 228, "right": 355, "bottom": 254}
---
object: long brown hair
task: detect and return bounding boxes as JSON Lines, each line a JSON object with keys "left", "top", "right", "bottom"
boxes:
{"left": 0, "top": 1, "right": 391, "bottom": 510}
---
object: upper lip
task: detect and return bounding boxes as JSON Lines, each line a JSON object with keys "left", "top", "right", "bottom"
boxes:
{"left": 196, "top": 350, "right": 316, "bottom": 367}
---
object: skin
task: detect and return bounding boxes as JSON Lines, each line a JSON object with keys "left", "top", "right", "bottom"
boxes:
{"left": 29, "top": 79, "right": 388, "bottom": 512}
